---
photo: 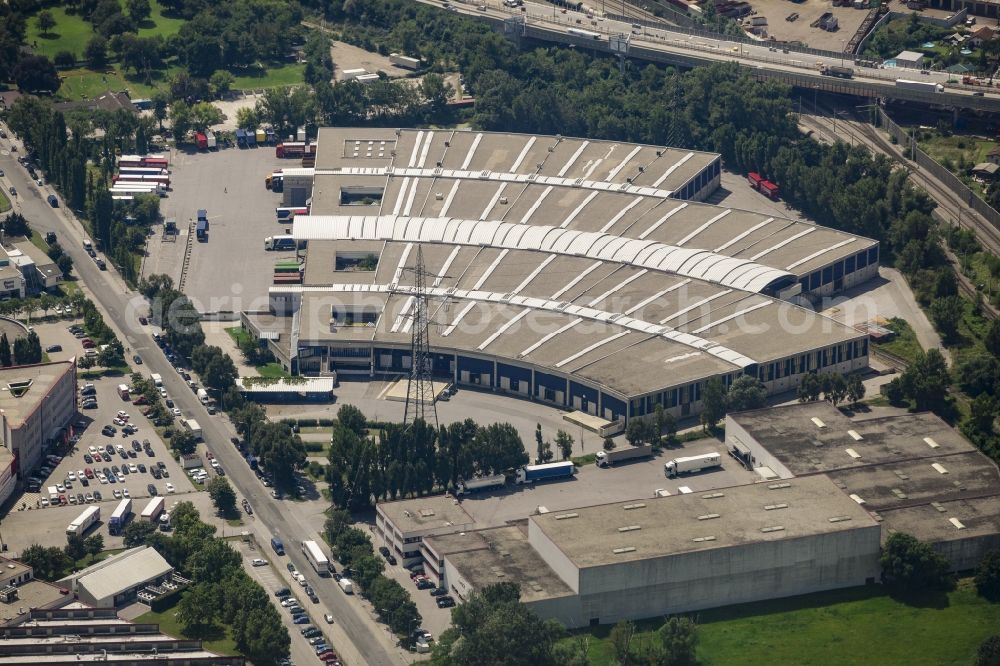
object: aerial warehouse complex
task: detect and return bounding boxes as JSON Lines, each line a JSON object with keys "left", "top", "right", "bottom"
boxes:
{"left": 244, "top": 128, "right": 878, "bottom": 426}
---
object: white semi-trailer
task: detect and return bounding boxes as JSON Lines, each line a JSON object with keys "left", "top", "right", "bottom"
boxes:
{"left": 457, "top": 474, "right": 506, "bottom": 495}
{"left": 664, "top": 452, "right": 722, "bottom": 478}
{"left": 596, "top": 444, "right": 653, "bottom": 468}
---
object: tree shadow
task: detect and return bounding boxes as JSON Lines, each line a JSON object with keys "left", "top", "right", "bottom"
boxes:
{"left": 184, "top": 622, "right": 224, "bottom": 642}
{"left": 886, "top": 586, "right": 952, "bottom": 610}
{"left": 137, "top": 19, "right": 157, "bottom": 30}
{"left": 38, "top": 33, "right": 62, "bottom": 42}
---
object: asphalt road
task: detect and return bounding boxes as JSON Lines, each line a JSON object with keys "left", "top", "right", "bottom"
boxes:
{"left": 0, "top": 133, "right": 404, "bottom": 666}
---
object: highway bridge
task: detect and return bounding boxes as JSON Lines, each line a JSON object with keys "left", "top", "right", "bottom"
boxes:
{"left": 432, "top": 0, "right": 1000, "bottom": 114}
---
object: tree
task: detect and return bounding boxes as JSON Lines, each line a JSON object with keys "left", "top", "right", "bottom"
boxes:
{"left": 652, "top": 616, "right": 698, "bottom": 666}
{"left": 177, "top": 582, "right": 217, "bottom": 632}
{"left": 189, "top": 101, "right": 224, "bottom": 131}
{"left": 798, "top": 373, "right": 822, "bottom": 402}
{"left": 726, "top": 375, "right": 767, "bottom": 412}
{"left": 334, "top": 527, "right": 372, "bottom": 567}
{"left": 13, "top": 331, "right": 42, "bottom": 365}
{"left": 14, "top": 56, "right": 60, "bottom": 93}
{"left": 97, "top": 338, "right": 125, "bottom": 367}
{"left": 603, "top": 436, "right": 616, "bottom": 451}
{"left": 821, "top": 372, "right": 848, "bottom": 407}
{"left": 352, "top": 554, "right": 385, "bottom": 593}
{"left": 846, "top": 373, "right": 866, "bottom": 407}
{"left": 20, "top": 544, "right": 71, "bottom": 580}
{"left": 207, "top": 476, "right": 237, "bottom": 516}
{"left": 171, "top": 429, "right": 198, "bottom": 456}
{"left": 123, "top": 519, "right": 158, "bottom": 547}
{"left": 898, "top": 349, "right": 952, "bottom": 414}
{"left": 235, "top": 106, "right": 260, "bottom": 131}
{"left": 152, "top": 92, "right": 169, "bottom": 130}
{"left": 471, "top": 423, "right": 528, "bottom": 475}
{"left": 54, "top": 50, "right": 76, "bottom": 68}
{"left": 84, "top": 35, "right": 108, "bottom": 69}
{"left": 36, "top": 11, "right": 56, "bottom": 37}
{"left": 209, "top": 70, "right": 235, "bottom": 98}
{"left": 337, "top": 404, "right": 367, "bottom": 436}
{"left": 880, "top": 532, "right": 951, "bottom": 592}
{"left": 187, "top": 538, "right": 241, "bottom": 583}
{"left": 985, "top": 318, "right": 1000, "bottom": 359}
{"left": 555, "top": 430, "right": 574, "bottom": 460}
{"left": 1, "top": 212, "right": 31, "bottom": 238}
{"left": 929, "top": 295, "right": 963, "bottom": 342}
{"left": 0, "top": 333, "right": 11, "bottom": 367}
{"left": 65, "top": 534, "right": 87, "bottom": 561}
{"left": 126, "top": 0, "right": 152, "bottom": 22}
{"left": 955, "top": 353, "right": 1000, "bottom": 397}
{"left": 610, "top": 620, "right": 637, "bottom": 666}
{"left": 237, "top": 606, "right": 291, "bottom": 665}
{"left": 977, "top": 636, "right": 1000, "bottom": 666}
{"left": 84, "top": 534, "right": 104, "bottom": 558}
{"left": 700, "top": 377, "right": 727, "bottom": 430}
{"left": 975, "top": 550, "right": 1000, "bottom": 602}
{"left": 969, "top": 393, "right": 998, "bottom": 436}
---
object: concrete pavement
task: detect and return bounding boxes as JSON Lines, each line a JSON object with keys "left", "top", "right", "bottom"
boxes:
{"left": 0, "top": 125, "right": 410, "bottom": 666}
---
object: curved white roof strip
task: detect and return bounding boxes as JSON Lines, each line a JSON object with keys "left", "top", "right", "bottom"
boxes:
{"left": 293, "top": 215, "right": 794, "bottom": 293}
{"left": 331, "top": 166, "right": 679, "bottom": 198}
{"left": 275, "top": 283, "right": 759, "bottom": 368}
{"left": 785, "top": 238, "right": 857, "bottom": 271}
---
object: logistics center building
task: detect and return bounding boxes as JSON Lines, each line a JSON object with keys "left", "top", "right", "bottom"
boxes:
{"left": 246, "top": 128, "right": 878, "bottom": 424}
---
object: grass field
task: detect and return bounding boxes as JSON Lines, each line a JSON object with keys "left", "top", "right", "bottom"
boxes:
{"left": 231, "top": 63, "right": 305, "bottom": 90}
{"left": 876, "top": 317, "right": 924, "bottom": 365}
{"left": 27, "top": 1, "right": 183, "bottom": 61}
{"left": 0, "top": 189, "right": 10, "bottom": 214}
{"left": 57, "top": 67, "right": 166, "bottom": 101}
{"left": 256, "top": 363, "right": 291, "bottom": 379}
{"left": 566, "top": 579, "right": 1000, "bottom": 666}
{"left": 136, "top": 597, "right": 239, "bottom": 656}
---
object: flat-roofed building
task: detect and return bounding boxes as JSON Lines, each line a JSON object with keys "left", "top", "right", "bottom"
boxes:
{"left": 1, "top": 238, "right": 60, "bottom": 295}
{"left": 375, "top": 495, "right": 476, "bottom": 569}
{"left": 726, "top": 402, "right": 1000, "bottom": 570}
{"left": 57, "top": 546, "right": 173, "bottom": 608}
{"left": 0, "top": 361, "right": 76, "bottom": 490}
{"left": 429, "top": 475, "right": 880, "bottom": 627}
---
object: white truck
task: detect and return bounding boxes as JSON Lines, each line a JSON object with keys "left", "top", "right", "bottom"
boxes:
{"left": 457, "top": 474, "right": 506, "bottom": 495}
{"left": 664, "top": 453, "right": 722, "bottom": 478}
{"left": 183, "top": 419, "right": 203, "bottom": 440}
{"left": 196, "top": 388, "right": 210, "bottom": 405}
{"left": 338, "top": 578, "right": 354, "bottom": 594}
{"left": 895, "top": 79, "right": 944, "bottom": 94}
{"left": 389, "top": 53, "right": 421, "bottom": 70}
{"left": 141, "top": 496, "right": 165, "bottom": 522}
{"left": 150, "top": 373, "right": 163, "bottom": 387}
{"left": 205, "top": 130, "right": 217, "bottom": 150}
{"left": 596, "top": 444, "right": 653, "bottom": 468}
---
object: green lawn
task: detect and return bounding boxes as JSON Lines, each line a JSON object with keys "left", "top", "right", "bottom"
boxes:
{"left": 136, "top": 0, "right": 186, "bottom": 40}
{"left": 0, "top": 189, "right": 10, "bottom": 214}
{"left": 876, "top": 317, "right": 924, "bottom": 365}
{"left": 136, "top": 597, "right": 239, "bottom": 656}
{"left": 56, "top": 67, "right": 166, "bottom": 101}
{"left": 567, "top": 579, "right": 1000, "bottom": 666}
{"left": 27, "top": 7, "right": 95, "bottom": 61}
{"left": 231, "top": 63, "right": 305, "bottom": 90}
{"left": 256, "top": 363, "right": 291, "bottom": 379}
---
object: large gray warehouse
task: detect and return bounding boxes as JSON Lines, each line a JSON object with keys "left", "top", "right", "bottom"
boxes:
{"left": 245, "top": 128, "right": 878, "bottom": 425}
{"left": 424, "top": 474, "right": 880, "bottom": 628}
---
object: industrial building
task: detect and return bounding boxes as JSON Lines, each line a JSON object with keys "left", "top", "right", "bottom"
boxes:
{"left": 0, "top": 361, "right": 77, "bottom": 502}
{"left": 238, "top": 375, "right": 337, "bottom": 402}
{"left": 0, "top": 606, "right": 244, "bottom": 664}
{"left": 0, "top": 237, "right": 61, "bottom": 295}
{"left": 422, "top": 475, "right": 880, "bottom": 627}
{"left": 374, "top": 494, "right": 476, "bottom": 569}
{"left": 57, "top": 546, "right": 174, "bottom": 608}
{"left": 245, "top": 128, "right": 877, "bottom": 426}
{"left": 725, "top": 402, "right": 1000, "bottom": 571}
{"left": 0, "top": 556, "right": 75, "bottom": 624}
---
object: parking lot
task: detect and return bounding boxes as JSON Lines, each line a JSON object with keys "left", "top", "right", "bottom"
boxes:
{"left": 739, "top": 0, "right": 869, "bottom": 52}
{"left": 3, "top": 371, "right": 208, "bottom": 552}
{"left": 143, "top": 146, "right": 288, "bottom": 313}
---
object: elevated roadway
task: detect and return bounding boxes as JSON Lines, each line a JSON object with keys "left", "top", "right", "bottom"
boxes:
{"left": 433, "top": 0, "right": 1000, "bottom": 113}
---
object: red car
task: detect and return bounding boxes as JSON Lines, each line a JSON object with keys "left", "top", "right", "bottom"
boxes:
{"left": 318, "top": 652, "right": 336, "bottom": 661}
{"left": 132, "top": 395, "right": 148, "bottom": 405}
{"left": 81, "top": 340, "right": 95, "bottom": 349}
{"left": 59, "top": 495, "right": 67, "bottom": 505}
{"left": 85, "top": 468, "right": 94, "bottom": 479}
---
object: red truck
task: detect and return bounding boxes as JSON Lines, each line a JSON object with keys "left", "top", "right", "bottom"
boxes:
{"left": 747, "top": 172, "right": 780, "bottom": 200}
{"left": 275, "top": 142, "right": 317, "bottom": 159}
{"left": 195, "top": 133, "right": 208, "bottom": 150}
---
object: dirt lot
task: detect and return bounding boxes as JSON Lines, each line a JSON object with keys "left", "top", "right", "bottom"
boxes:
{"left": 331, "top": 41, "right": 408, "bottom": 80}
{"left": 744, "top": 0, "right": 870, "bottom": 51}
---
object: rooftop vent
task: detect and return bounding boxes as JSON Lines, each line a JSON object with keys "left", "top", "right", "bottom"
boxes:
{"left": 828, "top": 516, "right": 852, "bottom": 523}
{"left": 931, "top": 501, "right": 947, "bottom": 513}
{"left": 849, "top": 493, "right": 866, "bottom": 505}
{"left": 697, "top": 513, "right": 720, "bottom": 521}
{"left": 418, "top": 508, "right": 435, "bottom": 517}
{"left": 612, "top": 547, "right": 636, "bottom": 554}
{"left": 768, "top": 482, "right": 791, "bottom": 490}
{"left": 924, "top": 437, "right": 940, "bottom": 449}
{"left": 692, "top": 536, "right": 716, "bottom": 543}
{"left": 932, "top": 463, "right": 949, "bottom": 474}
{"left": 623, "top": 503, "right": 646, "bottom": 511}
{"left": 764, "top": 503, "right": 788, "bottom": 511}
{"left": 891, "top": 488, "right": 909, "bottom": 499}
{"left": 554, "top": 513, "right": 579, "bottom": 520}
{"left": 845, "top": 448, "right": 861, "bottom": 459}
{"left": 761, "top": 525, "right": 785, "bottom": 533}
{"left": 701, "top": 492, "right": 725, "bottom": 499}
{"left": 811, "top": 417, "right": 826, "bottom": 428}
{"left": 435, "top": 192, "right": 443, "bottom": 200}
{"left": 618, "top": 525, "right": 641, "bottom": 533}
{"left": 847, "top": 430, "right": 863, "bottom": 441}
{"left": 949, "top": 517, "right": 966, "bottom": 529}
{"left": 499, "top": 197, "right": 508, "bottom": 205}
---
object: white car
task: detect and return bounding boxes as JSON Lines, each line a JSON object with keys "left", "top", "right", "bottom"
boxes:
{"left": 116, "top": 410, "right": 129, "bottom": 420}
{"left": 280, "top": 598, "right": 297, "bottom": 607}
{"left": 56, "top": 483, "right": 65, "bottom": 492}
{"left": 40, "top": 497, "right": 49, "bottom": 507}
{"left": 165, "top": 483, "right": 175, "bottom": 493}
{"left": 85, "top": 493, "right": 94, "bottom": 503}
{"left": 211, "top": 459, "right": 220, "bottom": 469}
{"left": 69, "top": 494, "right": 78, "bottom": 505}
{"left": 251, "top": 558, "right": 268, "bottom": 567}
{"left": 98, "top": 474, "right": 108, "bottom": 484}
{"left": 128, "top": 463, "right": 138, "bottom": 473}
{"left": 77, "top": 469, "right": 86, "bottom": 480}
{"left": 159, "top": 387, "right": 167, "bottom": 397}
{"left": 172, "top": 408, "right": 182, "bottom": 417}
{"left": 113, "top": 489, "right": 122, "bottom": 499}
{"left": 88, "top": 445, "right": 98, "bottom": 455}
{"left": 122, "top": 488, "right": 130, "bottom": 497}
{"left": 67, "top": 471, "right": 76, "bottom": 481}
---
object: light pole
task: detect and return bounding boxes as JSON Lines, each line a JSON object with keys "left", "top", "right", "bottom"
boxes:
{"left": 841, "top": 39, "right": 846, "bottom": 67}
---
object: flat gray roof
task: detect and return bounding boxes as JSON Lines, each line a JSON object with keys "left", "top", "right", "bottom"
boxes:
{"left": 0, "top": 362, "right": 74, "bottom": 428}
{"left": 730, "top": 403, "right": 978, "bottom": 475}
{"left": 878, "top": 495, "right": 1000, "bottom": 545}
{"left": 529, "top": 474, "right": 877, "bottom": 568}
{"left": 426, "top": 526, "right": 575, "bottom": 603}
{"left": 59, "top": 546, "right": 172, "bottom": 602}
{"left": 377, "top": 495, "right": 476, "bottom": 535}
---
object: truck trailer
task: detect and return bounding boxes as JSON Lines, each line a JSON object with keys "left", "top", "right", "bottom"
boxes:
{"left": 265, "top": 235, "right": 297, "bottom": 251}
{"left": 390, "top": 53, "right": 421, "bottom": 69}
{"left": 664, "top": 452, "right": 722, "bottom": 478}
{"left": 895, "top": 79, "right": 944, "bottom": 93}
{"left": 151, "top": 373, "right": 163, "bottom": 386}
{"left": 67, "top": 506, "right": 100, "bottom": 536}
{"left": 596, "top": 444, "right": 653, "bottom": 467}
{"left": 141, "top": 496, "right": 165, "bottom": 522}
{"left": 820, "top": 64, "right": 854, "bottom": 78}
{"left": 338, "top": 578, "right": 354, "bottom": 594}
{"left": 457, "top": 474, "right": 506, "bottom": 494}
{"left": 205, "top": 130, "right": 217, "bottom": 150}
{"left": 515, "top": 461, "right": 576, "bottom": 484}
{"left": 109, "top": 498, "right": 132, "bottom": 534}
{"left": 275, "top": 142, "right": 317, "bottom": 159}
